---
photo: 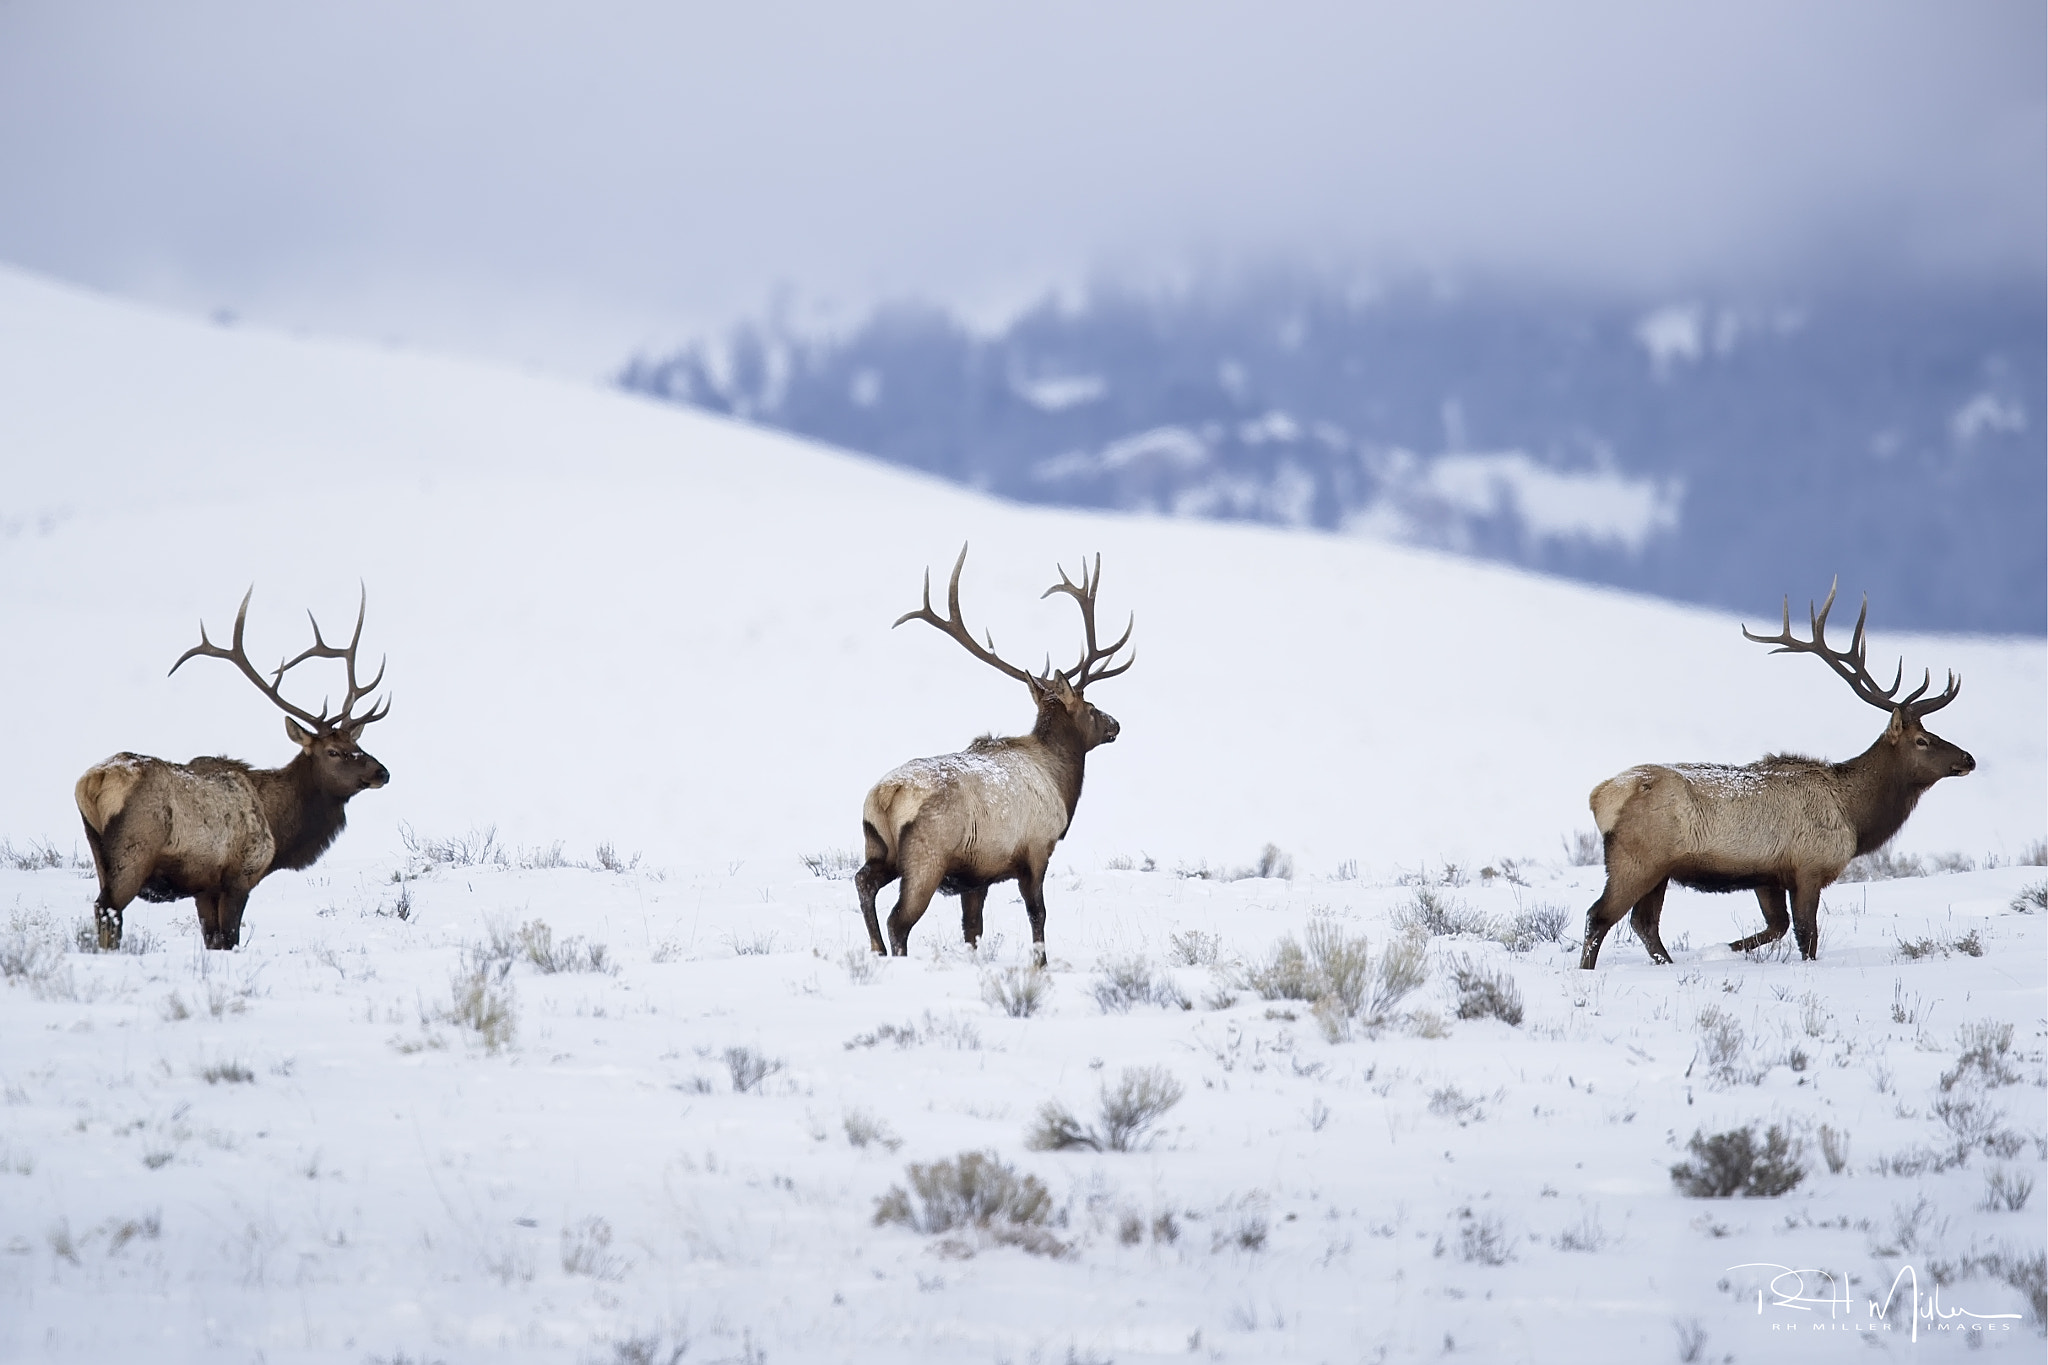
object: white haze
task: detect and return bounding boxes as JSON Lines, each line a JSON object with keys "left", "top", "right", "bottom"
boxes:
{"left": 0, "top": 2, "right": 2040, "bottom": 372}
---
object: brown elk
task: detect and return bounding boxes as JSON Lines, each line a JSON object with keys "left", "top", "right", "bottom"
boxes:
{"left": 856, "top": 545, "right": 1133, "bottom": 966}
{"left": 1579, "top": 583, "right": 1974, "bottom": 969}
{"left": 76, "top": 589, "right": 391, "bottom": 950}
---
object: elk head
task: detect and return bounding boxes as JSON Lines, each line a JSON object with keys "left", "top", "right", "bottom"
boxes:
{"left": 896, "top": 544, "right": 1133, "bottom": 748}
{"left": 1743, "top": 580, "right": 1975, "bottom": 790}
{"left": 172, "top": 586, "right": 393, "bottom": 796}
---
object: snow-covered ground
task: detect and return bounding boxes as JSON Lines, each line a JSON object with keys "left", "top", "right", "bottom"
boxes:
{"left": 1, "top": 266, "right": 2043, "bottom": 1361}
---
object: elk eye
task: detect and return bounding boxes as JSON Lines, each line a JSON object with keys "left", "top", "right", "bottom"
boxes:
{"left": 1914, "top": 737, "right": 1928, "bottom": 747}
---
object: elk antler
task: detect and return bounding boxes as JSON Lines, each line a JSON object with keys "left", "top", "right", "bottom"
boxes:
{"left": 1043, "top": 554, "right": 1134, "bottom": 692}
{"left": 1741, "top": 578, "right": 1959, "bottom": 717}
{"left": 171, "top": 586, "right": 392, "bottom": 733}
{"left": 894, "top": 545, "right": 1040, "bottom": 687}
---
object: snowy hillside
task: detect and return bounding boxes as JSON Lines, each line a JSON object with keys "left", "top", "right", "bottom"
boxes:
{"left": 1, "top": 266, "right": 2039, "bottom": 874}
{"left": 1, "top": 268, "right": 2043, "bottom": 1362}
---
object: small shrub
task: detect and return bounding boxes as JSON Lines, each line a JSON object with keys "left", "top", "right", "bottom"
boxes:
{"left": 1242, "top": 936, "right": 1318, "bottom": 1002}
{"left": 842, "top": 1108, "right": 902, "bottom": 1152}
{"left": 400, "top": 822, "right": 505, "bottom": 870}
{"left": 2012, "top": 880, "right": 2047, "bottom": 913}
{"left": 198, "top": 1059, "right": 254, "bottom": 1085}
{"left": 1166, "top": 930, "right": 1221, "bottom": 966}
{"left": 1449, "top": 956, "right": 1524, "bottom": 1026}
{"left": 723, "top": 1046, "right": 784, "bottom": 1094}
{"left": 843, "top": 1011, "right": 982, "bottom": 1051}
{"left": 1552, "top": 1210, "right": 1607, "bottom": 1252}
{"left": 1943, "top": 1021, "right": 2020, "bottom": 1091}
{"left": 606, "top": 1324, "right": 691, "bottom": 1365}
{"left": 442, "top": 961, "right": 517, "bottom": 1053}
{"left": 1251, "top": 843, "right": 1294, "bottom": 880}
{"left": 1842, "top": 847, "right": 1928, "bottom": 881}
{"left": 1670, "top": 1124, "right": 1805, "bottom": 1197}
{"left": 516, "top": 919, "right": 613, "bottom": 974}
{"left": 1818, "top": 1124, "right": 1851, "bottom": 1175}
{"left": 592, "top": 841, "right": 642, "bottom": 873}
{"left": 982, "top": 967, "right": 1050, "bottom": 1018}
{"left": 1493, "top": 904, "right": 1569, "bottom": 952}
{"left": 1026, "top": 1066, "right": 1184, "bottom": 1154}
{"left": 1695, "top": 1006, "right": 1761, "bottom": 1087}
{"left": 1427, "top": 1085, "right": 1484, "bottom": 1123}
{"left": 841, "top": 945, "right": 877, "bottom": 984}
{"left": 801, "top": 849, "right": 861, "bottom": 880}
{"left": 1562, "top": 831, "right": 1602, "bottom": 867}
{"left": 1454, "top": 1210, "right": 1513, "bottom": 1266}
{"left": 1394, "top": 887, "right": 1492, "bottom": 938}
{"left": 1981, "top": 1168, "right": 2035, "bottom": 1213}
{"left": 1675, "top": 1319, "right": 1709, "bottom": 1364}
{"left": 1091, "top": 953, "right": 1189, "bottom": 1012}
{"left": 560, "top": 1216, "right": 626, "bottom": 1280}
{"left": 0, "top": 838, "right": 84, "bottom": 871}
{"left": 872, "top": 1151, "right": 1066, "bottom": 1256}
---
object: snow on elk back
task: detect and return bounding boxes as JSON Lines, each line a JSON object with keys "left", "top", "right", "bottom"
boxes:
{"left": 857, "top": 545, "right": 1132, "bottom": 965}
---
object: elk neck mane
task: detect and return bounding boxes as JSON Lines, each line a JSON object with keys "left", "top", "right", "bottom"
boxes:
{"left": 251, "top": 749, "right": 354, "bottom": 872}
{"left": 968, "top": 722, "right": 1087, "bottom": 818}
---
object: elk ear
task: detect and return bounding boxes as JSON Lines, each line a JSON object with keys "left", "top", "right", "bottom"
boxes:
{"left": 1884, "top": 708, "right": 1907, "bottom": 742}
{"left": 284, "top": 717, "right": 317, "bottom": 749}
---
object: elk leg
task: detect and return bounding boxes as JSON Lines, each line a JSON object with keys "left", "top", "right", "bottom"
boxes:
{"left": 1580, "top": 871, "right": 1656, "bottom": 969}
{"left": 81, "top": 813, "right": 150, "bottom": 951}
{"left": 959, "top": 885, "right": 987, "bottom": 949}
{"left": 854, "top": 854, "right": 897, "bottom": 956}
{"left": 1790, "top": 878, "right": 1824, "bottom": 960}
{"left": 1017, "top": 862, "right": 1050, "bottom": 968}
{"left": 1628, "top": 880, "right": 1674, "bottom": 964}
{"left": 1730, "top": 885, "right": 1791, "bottom": 953}
{"left": 886, "top": 865, "right": 942, "bottom": 957}
{"left": 218, "top": 887, "right": 252, "bottom": 950}
{"left": 194, "top": 892, "right": 226, "bottom": 951}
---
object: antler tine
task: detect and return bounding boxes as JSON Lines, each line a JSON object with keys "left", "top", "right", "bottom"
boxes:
{"left": 1742, "top": 579, "right": 1956, "bottom": 717}
{"left": 270, "top": 583, "right": 389, "bottom": 728}
{"left": 1043, "top": 551, "right": 1135, "bottom": 690}
{"left": 892, "top": 543, "right": 1038, "bottom": 686}
{"left": 168, "top": 587, "right": 329, "bottom": 729}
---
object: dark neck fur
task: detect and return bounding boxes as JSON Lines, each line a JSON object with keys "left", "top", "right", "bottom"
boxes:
{"left": 1029, "top": 708, "right": 1089, "bottom": 819}
{"left": 252, "top": 754, "right": 352, "bottom": 872}
{"left": 1833, "top": 732, "right": 1929, "bottom": 857}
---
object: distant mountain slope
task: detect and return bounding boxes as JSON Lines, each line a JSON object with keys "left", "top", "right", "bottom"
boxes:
{"left": 622, "top": 276, "right": 2046, "bottom": 634}
{"left": 1, "top": 264, "right": 2039, "bottom": 871}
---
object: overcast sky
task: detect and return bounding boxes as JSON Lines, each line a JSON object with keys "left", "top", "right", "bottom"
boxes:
{"left": 1, "top": 1, "right": 2040, "bottom": 372}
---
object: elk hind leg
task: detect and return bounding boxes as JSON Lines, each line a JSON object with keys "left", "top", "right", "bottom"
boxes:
{"left": 1580, "top": 868, "right": 1661, "bottom": 970}
{"left": 884, "top": 844, "right": 943, "bottom": 958}
{"left": 1730, "top": 885, "right": 1791, "bottom": 954}
{"left": 1628, "top": 880, "right": 1674, "bottom": 965}
{"left": 80, "top": 812, "right": 152, "bottom": 951}
{"left": 853, "top": 822, "right": 897, "bottom": 956}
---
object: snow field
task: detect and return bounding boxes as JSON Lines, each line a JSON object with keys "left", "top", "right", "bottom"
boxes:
{"left": 1, "top": 848, "right": 2042, "bottom": 1362}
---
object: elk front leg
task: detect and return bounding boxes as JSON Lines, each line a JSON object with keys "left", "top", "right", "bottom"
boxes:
{"left": 1628, "top": 879, "right": 1674, "bottom": 964}
{"left": 1017, "top": 861, "right": 1050, "bottom": 968}
{"left": 194, "top": 892, "right": 226, "bottom": 950}
{"left": 1730, "top": 885, "right": 1791, "bottom": 953}
{"left": 959, "top": 885, "right": 987, "bottom": 949}
{"left": 1790, "top": 877, "right": 1825, "bottom": 960}
{"left": 217, "top": 886, "right": 253, "bottom": 950}
{"left": 854, "top": 856, "right": 897, "bottom": 956}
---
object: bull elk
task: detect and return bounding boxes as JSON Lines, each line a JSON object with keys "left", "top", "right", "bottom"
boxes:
{"left": 856, "top": 545, "right": 1133, "bottom": 965}
{"left": 76, "top": 589, "right": 392, "bottom": 950}
{"left": 1579, "top": 583, "right": 1974, "bottom": 969}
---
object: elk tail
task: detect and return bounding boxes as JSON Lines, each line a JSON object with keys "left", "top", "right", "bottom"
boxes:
{"left": 75, "top": 761, "right": 143, "bottom": 833}
{"left": 1588, "top": 769, "right": 1650, "bottom": 835}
